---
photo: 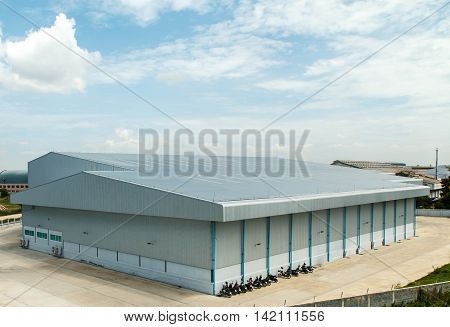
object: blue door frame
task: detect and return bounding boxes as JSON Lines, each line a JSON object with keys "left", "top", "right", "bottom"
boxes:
{"left": 404, "top": 198, "right": 407, "bottom": 239}
{"left": 370, "top": 203, "right": 374, "bottom": 248}
{"left": 343, "top": 207, "right": 347, "bottom": 257}
{"left": 357, "top": 205, "right": 361, "bottom": 253}
{"left": 289, "top": 214, "right": 293, "bottom": 270}
{"left": 308, "top": 212, "right": 313, "bottom": 266}
{"left": 327, "top": 209, "right": 331, "bottom": 262}
{"left": 413, "top": 198, "right": 417, "bottom": 237}
{"left": 383, "top": 202, "right": 387, "bottom": 245}
{"left": 266, "top": 217, "right": 271, "bottom": 274}
{"left": 211, "top": 221, "right": 217, "bottom": 295}
{"left": 394, "top": 200, "right": 397, "bottom": 243}
{"left": 241, "top": 220, "right": 246, "bottom": 283}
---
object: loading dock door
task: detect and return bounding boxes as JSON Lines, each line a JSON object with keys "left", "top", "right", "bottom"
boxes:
{"left": 396, "top": 200, "right": 405, "bottom": 241}
{"left": 311, "top": 210, "right": 327, "bottom": 265}
{"left": 359, "top": 204, "right": 372, "bottom": 251}
{"left": 373, "top": 203, "right": 384, "bottom": 248}
{"left": 345, "top": 206, "right": 358, "bottom": 255}
{"left": 329, "top": 208, "right": 344, "bottom": 261}
{"left": 385, "top": 201, "right": 395, "bottom": 245}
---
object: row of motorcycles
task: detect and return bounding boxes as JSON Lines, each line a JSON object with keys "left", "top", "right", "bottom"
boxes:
{"left": 218, "top": 263, "right": 315, "bottom": 298}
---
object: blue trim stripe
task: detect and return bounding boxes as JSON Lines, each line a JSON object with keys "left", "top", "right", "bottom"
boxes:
{"left": 212, "top": 221, "right": 217, "bottom": 295}
{"left": 289, "top": 214, "right": 293, "bottom": 270}
{"left": 383, "top": 202, "right": 387, "bottom": 245}
{"left": 308, "top": 212, "right": 313, "bottom": 266}
{"left": 241, "top": 220, "right": 245, "bottom": 283}
{"left": 327, "top": 209, "right": 331, "bottom": 262}
{"left": 357, "top": 205, "right": 361, "bottom": 252}
{"left": 267, "top": 217, "right": 271, "bottom": 275}
{"left": 343, "top": 207, "right": 347, "bottom": 257}
{"left": 370, "top": 203, "right": 374, "bottom": 247}
{"left": 394, "top": 200, "right": 397, "bottom": 242}
{"left": 404, "top": 198, "right": 407, "bottom": 239}
{"left": 413, "top": 198, "right": 417, "bottom": 237}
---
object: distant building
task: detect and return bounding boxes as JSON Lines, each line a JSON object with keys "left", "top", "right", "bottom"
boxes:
{"left": 331, "top": 160, "right": 406, "bottom": 169}
{"left": 331, "top": 160, "right": 442, "bottom": 200}
{"left": 0, "top": 170, "right": 28, "bottom": 193}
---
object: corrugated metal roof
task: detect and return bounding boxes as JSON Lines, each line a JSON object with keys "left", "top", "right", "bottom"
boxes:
{"left": 11, "top": 152, "right": 429, "bottom": 221}
{"left": 50, "top": 152, "right": 424, "bottom": 203}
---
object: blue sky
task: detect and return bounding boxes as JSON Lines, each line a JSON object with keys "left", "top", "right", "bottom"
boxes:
{"left": 0, "top": 0, "right": 449, "bottom": 169}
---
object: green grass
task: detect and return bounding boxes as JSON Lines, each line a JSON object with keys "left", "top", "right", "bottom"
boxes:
{"left": 391, "top": 264, "right": 450, "bottom": 307}
{"left": 393, "top": 289, "right": 450, "bottom": 307}
{"left": 404, "top": 264, "right": 450, "bottom": 287}
{"left": 0, "top": 196, "right": 21, "bottom": 217}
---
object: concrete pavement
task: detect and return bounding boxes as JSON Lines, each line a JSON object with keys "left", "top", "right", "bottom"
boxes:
{"left": 0, "top": 216, "right": 449, "bottom": 307}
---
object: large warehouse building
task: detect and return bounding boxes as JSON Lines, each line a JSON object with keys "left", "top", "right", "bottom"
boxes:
{"left": 12, "top": 152, "right": 429, "bottom": 295}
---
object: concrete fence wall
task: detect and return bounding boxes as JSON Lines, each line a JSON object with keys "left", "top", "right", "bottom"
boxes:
{"left": 0, "top": 216, "right": 21, "bottom": 226}
{"left": 417, "top": 209, "right": 450, "bottom": 217}
{"left": 295, "top": 281, "right": 450, "bottom": 307}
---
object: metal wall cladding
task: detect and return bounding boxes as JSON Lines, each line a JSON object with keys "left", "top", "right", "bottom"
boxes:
{"left": 269, "top": 214, "right": 290, "bottom": 256}
{"left": 406, "top": 198, "right": 415, "bottom": 225}
{"left": 22, "top": 206, "right": 212, "bottom": 269}
{"left": 292, "top": 212, "right": 309, "bottom": 251}
{"left": 244, "top": 217, "right": 267, "bottom": 262}
{"left": 346, "top": 206, "right": 359, "bottom": 239}
{"left": 14, "top": 172, "right": 223, "bottom": 221}
{"left": 330, "top": 207, "right": 344, "bottom": 242}
{"left": 28, "top": 152, "right": 129, "bottom": 188}
{"left": 312, "top": 210, "right": 327, "bottom": 247}
{"left": 360, "top": 204, "right": 372, "bottom": 235}
{"left": 386, "top": 201, "right": 395, "bottom": 229}
{"left": 395, "top": 199, "right": 405, "bottom": 240}
{"left": 373, "top": 202, "right": 384, "bottom": 235}
{"left": 216, "top": 220, "right": 241, "bottom": 268}
{"left": 221, "top": 187, "right": 428, "bottom": 221}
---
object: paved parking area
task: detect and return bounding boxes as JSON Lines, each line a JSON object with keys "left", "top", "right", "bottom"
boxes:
{"left": 0, "top": 216, "right": 449, "bottom": 307}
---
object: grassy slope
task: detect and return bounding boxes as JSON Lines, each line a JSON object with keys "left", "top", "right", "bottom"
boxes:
{"left": 0, "top": 196, "right": 21, "bottom": 216}
{"left": 404, "top": 264, "right": 450, "bottom": 287}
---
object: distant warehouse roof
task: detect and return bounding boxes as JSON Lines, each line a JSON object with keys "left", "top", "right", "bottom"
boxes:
{"left": 12, "top": 152, "right": 428, "bottom": 222}
{"left": 331, "top": 160, "right": 406, "bottom": 169}
{"left": 0, "top": 170, "right": 28, "bottom": 184}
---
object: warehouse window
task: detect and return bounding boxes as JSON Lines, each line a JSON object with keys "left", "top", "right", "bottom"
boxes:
{"left": 50, "top": 234, "right": 62, "bottom": 242}
{"left": 36, "top": 232, "right": 48, "bottom": 239}
{"left": 24, "top": 230, "right": 35, "bottom": 236}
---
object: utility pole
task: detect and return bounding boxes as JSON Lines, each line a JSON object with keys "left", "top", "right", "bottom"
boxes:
{"left": 435, "top": 147, "right": 438, "bottom": 180}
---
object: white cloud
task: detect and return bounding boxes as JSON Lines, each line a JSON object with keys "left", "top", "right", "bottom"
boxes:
{"left": 229, "top": 0, "right": 437, "bottom": 37}
{"left": 101, "top": 30, "right": 288, "bottom": 83}
{"left": 104, "top": 128, "right": 138, "bottom": 152}
{"left": 99, "top": 0, "right": 216, "bottom": 25}
{"left": 0, "top": 13, "right": 101, "bottom": 93}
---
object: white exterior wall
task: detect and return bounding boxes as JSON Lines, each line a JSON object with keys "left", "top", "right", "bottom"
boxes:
{"left": 346, "top": 206, "right": 358, "bottom": 255}
{"left": 329, "top": 208, "right": 344, "bottom": 261}
{"left": 22, "top": 197, "right": 418, "bottom": 295}
{"left": 359, "top": 204, "right": 372, "bottom": 252}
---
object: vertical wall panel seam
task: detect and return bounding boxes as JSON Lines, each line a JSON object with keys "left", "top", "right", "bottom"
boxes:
{"left": 413, "top": 198, "right": 417, "bottom": 237}
{"left": 403, "top": 198, "right": 407, "bottom": 239}
{"left": 266, "top": 217, "right": 271, "bottom": 275}
{"left": 289, "top": 214, "right": 293, "bottom": 270}
{"left": 394, "top": 200, "right": 397, "bottom": 242}
{"left": 343, "top": 207, "right": 347, "bottom": 257}
{"left": 383, "top": 202, "right": 387, "bottom": 245}
{"left": 212, "top": 221, "right": 216, "bottom": 295}
{"left": 308, "top": 212, "right": 312, "bottom": 266}
{"left": 371, "top": 203, "right": 374, "bottom": 248}
{"left": 357, "top": 205, "right": 361, "bottom": 253}
{"left": 327, "top": 209, "right": 331, "bottom": 262}
{"left": 241, "top": 220, "right": 245, "bottom": 283}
